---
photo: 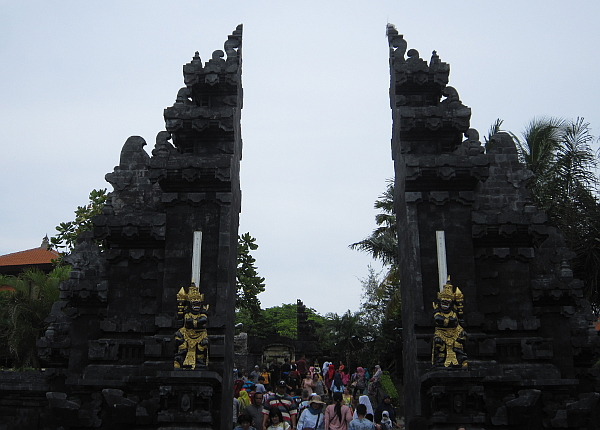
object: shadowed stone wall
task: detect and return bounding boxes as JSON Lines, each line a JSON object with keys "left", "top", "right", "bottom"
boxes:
{"left": 388, "top": 24, "right": 600, "bottom": 430}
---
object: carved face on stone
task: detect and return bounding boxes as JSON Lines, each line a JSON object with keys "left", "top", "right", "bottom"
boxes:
{"left": 440, "top": 299, "right": 452, "bottom": 311}
{"left": 190, "top": 300, "right": 203, "bottom": 314}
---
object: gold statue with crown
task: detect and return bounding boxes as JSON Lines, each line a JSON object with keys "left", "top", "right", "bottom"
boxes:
{"left": 174, "top": 281, "right": 210, "bottom": 369}
{"left": 432, "top": 277, "right": 467, "bottom": 368}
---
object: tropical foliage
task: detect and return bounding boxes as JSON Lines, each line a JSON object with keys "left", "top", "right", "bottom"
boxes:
{"left": 511, "top": 117, "right": 600, "bottom": 312}
{"left": 349, "top": 180, "right": 401, "bottom": 319}
{"left": 49, "top": 188, "right": 108, "bottom": 254}
{"left": 0, "top": 266, "right": 70, "bottom": 368}
{"left": 236, "top": 233, "right": 266, "bottom": 317}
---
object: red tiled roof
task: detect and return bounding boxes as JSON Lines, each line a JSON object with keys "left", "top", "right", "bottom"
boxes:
{"left": 0, "top": 247, "right": 60, "bottom": 267}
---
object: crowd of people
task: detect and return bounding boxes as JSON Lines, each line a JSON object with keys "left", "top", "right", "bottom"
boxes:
{"left": 233, "top": 356, "right": 399, "bottom": 430}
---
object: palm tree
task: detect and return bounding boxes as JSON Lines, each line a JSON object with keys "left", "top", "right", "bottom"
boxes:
{"left": 512, "top": 117, "right": 600, "bottom": 312}
{"left": 0, "top": 266, "right": 70, "bottom": 368}
{"left": 350, "top": 180, "right": 401, "bottom": 318}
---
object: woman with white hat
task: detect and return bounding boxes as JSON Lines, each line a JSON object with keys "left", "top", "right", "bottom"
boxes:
{"left": 297, "top": 395, "right": 326, "bottom": 430}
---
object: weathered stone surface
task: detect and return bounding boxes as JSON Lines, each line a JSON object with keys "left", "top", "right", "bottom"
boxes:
{"left": 389, "top": 25, "right": 600, "bottom": 429}
{"left": 0, "top": 25, "right": 244, "bottom": 430}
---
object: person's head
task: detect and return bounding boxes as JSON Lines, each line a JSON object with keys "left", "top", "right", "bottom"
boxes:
{"left": 305, "top": 372, "right": 311, "bottom": 379}
{"left": 382, "top": 411, "right": 390, "bottom": 422}
{"left": 238, "top": 414, "right": 253, "bottom": 429}
{"left": 309, "top": 395, "right": 325, "bottom": 411}
{"left": 356, "top": 404, "right": 367, "bottom": 417}
{"left": 253, "top": 391, "right": 263, "bottom": 405}
{"left": 276, "top": 380, "right": 287, "bottom": 395}
{"left": 313, "top": 373, "right": 321, "bottom": 381}
{"left": 302, "top": 389, "right": 310, "bottom": 400}
{"left": 332, "top": 392, "right": 343, "bottom": 403}
{"left": 258, "top": 376, "right": 265, "bottom": 383}
{"left": 383, "top": 395, "right": 392, "bottom": 404}
{"left": 269, "top": 408, "right": 283, "bottom": 425}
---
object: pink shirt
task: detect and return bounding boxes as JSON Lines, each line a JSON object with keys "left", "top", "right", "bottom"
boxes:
{"left": 324, "top": 404, "right": 353, "bottom": 430}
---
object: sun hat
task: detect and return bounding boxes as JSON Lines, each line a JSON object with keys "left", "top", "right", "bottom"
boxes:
{"left": 309, "top": 395, "right": 326, "bottom": 405}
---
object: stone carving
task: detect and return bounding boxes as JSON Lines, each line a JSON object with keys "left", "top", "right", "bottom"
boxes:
{"left": 432, "top": 279, "right": 467, "bottom": 368}
{"left": 174, "top": 282, "right": 210, "bottom": 369}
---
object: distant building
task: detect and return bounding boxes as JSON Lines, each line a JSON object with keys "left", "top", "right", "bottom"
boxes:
{"left": 0, "top": 237, "right": 60, "bottom": 277}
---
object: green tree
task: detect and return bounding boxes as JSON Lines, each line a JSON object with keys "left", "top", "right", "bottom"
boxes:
{"left": 50, "top": 188, "right": 108, "bottom": 254}
{"left": 236, "top": 233, "right": 266, "bottom": 317}
{"left": 511, "top": 117, "right": 600, "bottom": 311}
{"left": 236, "top": 303, "right": 327, "bottom": 340}
{"left": 350, "top": 180, "right": 401, "bottom": 318}
{"left": 319, "top": 310, "right": 371, "bottom": 370}
{"left": 0, "top": 266, "right": 70, "bottom": 369}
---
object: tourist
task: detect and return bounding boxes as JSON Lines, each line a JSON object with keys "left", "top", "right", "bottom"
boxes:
{"left": 250, "top": 365, "right": 262, "bottom": 383}
{"left": 302, "top": 372, "right": 316, "bottom": 395}
{"left": 270, "top": 358, "right": 281, "bottom": 382}
{"left": 349, "top": 404, "right": 376, "bottom": 430}
{"left": 297, "top": 395, "right": 326, "bottom": 430}
{"left": 256, "top": 376, "right": 267, "bottom": 394}
{"left": 373, "top": 396, "right": 395, "bottom": 425}
{"left": 298, "top": 389, "right": 312, "bottom": 415}
{"left": 325, "top": 364, "right": 335, "bottom": 391}
{"left": 236, "top": 414, "right": 257, "bottom": 430}
{"left": 234, "top": 395, "right": 241, "bottom": 426}
{"left": 267, "top": 408, "right": 291, "bottom": 430}
{"left": 324, "top": 392, "right": 353, "bottom": 430}
{"left": 239, "top": 390, "right": 251, "bottom": 410}
{"left": 353, "top": 396, "right": 374, "bottom": 420}
{"left": 281, "top": 358, "right": 292, "bottom": 379}
{"left": 379, "top": 411, "right": 393, "bottom": 430}
{"left": 243, "top": 392, "right": 265, "bottom": 430}
{"left": 286, "top": 369, "right": 301, "bottom": 396}
{"left": 296, "top": 355, "right": 308, "bottom": 376}
{"left": 342, "top": 387, "right": 353, "bottom": 409}
{"left": 351, "top": 367, "right": 367, "bottom": 399}
{"left": 262, "top": 380, "right": 298, "bottom": 430}
{"left": 330, "top": 372, "right": 345, "bottom": 396}
{"left": 313, "top": 372, "right": 327, "bottom": 398}
{"left": 261, "top": 367, "right": 271, "bottom": 389}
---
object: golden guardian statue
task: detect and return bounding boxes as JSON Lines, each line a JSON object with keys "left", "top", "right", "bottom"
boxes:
{"left": 174, "top": 282, "right": 209, "bottom": 369}
{"left": 432, "top": 279, "right": 467, "bottom": 368}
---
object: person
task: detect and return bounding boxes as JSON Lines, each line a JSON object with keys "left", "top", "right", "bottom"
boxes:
{"left": 263, "top": 380, "right": 298, "bottom": 430}
{"left": 298, "top": 390, "right": 311, "bottom": 415}
{"left": 342, "top": 387, "right": 353, "bottom": 409}
{"left": 353, "top": 396, "right": 374, "bottom": 420}
{"left": 243, "top": 392, "right": 265, "bottom": 430}
{"left": 286, "top": 370, "right": 301, "bottom": 396}
{"left": 234, "top": 395, "right": 241, "bottom": 427}
{"left": 270, "top": 358, "right": 282, "bottom": 383}
{"left": 313, "top": 373, "right": 327, "bottom": 398}
{"left": 239, "top": 390, "right": 251, "bottom": 410}
{"left": 325, "top": 364, "right": 335, "bottom": 392}
{"left": 261, "top": 367, "right": 272, "bottom": 390}
{"left": 302, "top": 372, "right": 316, "bottom": 395}
{"left": 324, "top": 392, "right": 353, "bottom": 430}
{"left": 297, "top": 395, "right": 326, "bottom": 430}
{"left": 256, "top": 376, "right": 267, "bottom": 394}
{"left": 281, "top": 358, "right": 292, "bottom": 379}
{"left": 349, "top": 404, "right": 376, "bottom": 430}
{"left": 351, "top": 367, "right": 367, "bottom": 399}
{"left": 296, "top": 355, "right": 308, "bottom": 376}
{"left": 236, "top": 413, "right": 257, "bottom": 430}
{"left": 373, "top": 396, "right": 395, "bottom": 425}
{"left": 379, "top": 411, "right": 393, "bottom": 430}
{"left": 368, "top": 366, "right": 382, "bottom": 401}
{"left": 267, "top": 408, "right": 291, "bottom": 430}
{"left": 330, "top": 372, "right": 344, "bottom": 396}
{"left": 250, "top": 365, "right": 262, "bottom": 383}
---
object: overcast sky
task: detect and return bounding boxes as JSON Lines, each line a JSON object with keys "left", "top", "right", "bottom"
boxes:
{"left": 1, "top": 1, "right": 599, "bottom": 316}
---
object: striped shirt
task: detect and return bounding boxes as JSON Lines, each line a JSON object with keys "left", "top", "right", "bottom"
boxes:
{"left": 263, "top": 394, "right": 298, "bottom": 423}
